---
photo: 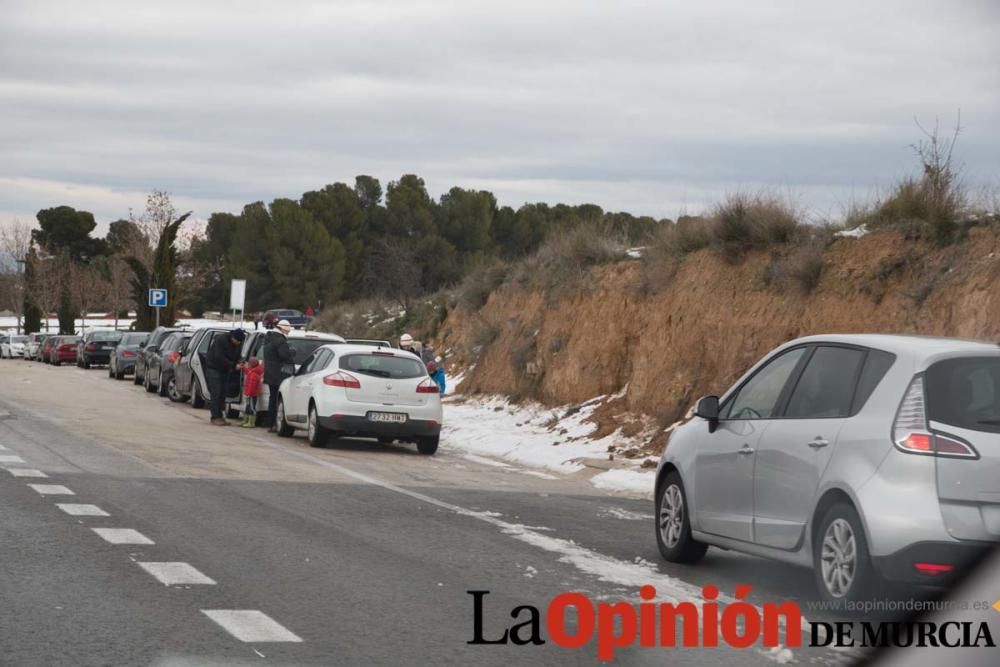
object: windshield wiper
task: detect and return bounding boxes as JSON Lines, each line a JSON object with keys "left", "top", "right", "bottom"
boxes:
{"left": 358, "top": 369, "right": 391, "bottom": 378}
{"left": 976, "top": 419, "right": 1000, "bottom": 425}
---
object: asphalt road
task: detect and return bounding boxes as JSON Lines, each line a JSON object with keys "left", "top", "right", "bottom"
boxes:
{"left": 0, "top": 360, "right": 874, "bottom": 666}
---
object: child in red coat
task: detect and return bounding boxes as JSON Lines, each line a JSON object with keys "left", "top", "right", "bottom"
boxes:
{"left": 241, "top": 357, "right": 265, "bottom": 428}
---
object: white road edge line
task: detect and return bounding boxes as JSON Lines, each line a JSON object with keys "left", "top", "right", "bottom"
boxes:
{"left": 138, "top": 562, "right": 216, "bottom": 586}
{"left": 27, "top": 484, "right": 74, "bottom": 495}
{"left": 202, "top": 610, "right": 302, "bottom": 643}
{"left": 0, "top": 455, "right": 26, "bottom": 463}
{"left": 56, "top": 503, "right": 110, "bottom": 517}
{"left": 91, "top": 528, "right": 154, "bottom": 545}
{"left": 7, "top": 468, "right": 48, "bottom": 478}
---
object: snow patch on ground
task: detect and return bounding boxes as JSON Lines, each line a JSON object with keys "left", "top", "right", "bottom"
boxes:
{"left": 441, "top": 395, "right": 655, "bottom": 494}
{"left": 590, "top": 469, "right": 655, "bottom": 497}
{"left": 835, "top": 224, "right": 869, "bottom": 239}
{"left": 598, "top": 506, "right": 654, "bottom": 521}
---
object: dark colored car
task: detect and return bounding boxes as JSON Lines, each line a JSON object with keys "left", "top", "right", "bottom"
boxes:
{"left": 38, "top": 335, "right": 56, "bottom": 362}
{"left": 50, "top": 336, "right": 82, "bottom": 365}
{"left": 134, "top": 326, "right": 182, "bottom": 385}
{"left": 76, "top": 330, "right": 123, "bottom": 368}
{"left": 145, "top": 331, "right": 194, "bottom": 398}
{"left": 173, "top": 327, "right": 244, "bottom": 408}
{"left": 109, "top": 331, "right": 150, "bottom": 380}
{"left": 262, "top": 309, "right": 311, "bottom": 329}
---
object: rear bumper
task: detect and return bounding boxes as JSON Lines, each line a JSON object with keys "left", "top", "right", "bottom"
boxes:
{"left": 84, "top": 352, "right": 112, "bottom": 363}
{"left": 873, "top": 540, "right": 995, "bottom": 584}
{"left": 318, "top": 414, "right": 441, "bottom": 439}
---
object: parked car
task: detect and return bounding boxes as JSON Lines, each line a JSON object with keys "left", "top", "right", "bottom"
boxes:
{"left": 172, "top": 327, "right": 248, "bottom": 408}
{"left": 2, "top": 334, "right": 28, "bottom": 358}
{"left": 108, "top": 331, "right": 150, "bottom": 379}
{"left": 49, "top": 336, "right": 83, "bottom": 365}
{"left": 134, "top": 326, "right": 182, "bottom": 385}
{"left": 25, "top": 333, "right": 49, "bottom": 360}
{"left": 274, "top": 344, "right": 443, "bottom": 454}
{"left": 229, "top": 329, "right": 346, "bottom": 421}
{"left": 262, "top": 309, "right": 311, "bottom": 329}
{"left": 76, "top": 330, "right": 123, "bottom": 368}
{"left": 654, "top": 334, "right": 1000, "bottom": 604}
{"left": 39, "top": 335, "right": 56, "bottom": 363}
{"left": 146, "top": 331, "right": 194, "bottom": 399}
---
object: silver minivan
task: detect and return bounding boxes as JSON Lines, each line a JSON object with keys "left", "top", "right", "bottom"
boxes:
{"left": 655, "top": 334, "right": 999, "bottom": 603}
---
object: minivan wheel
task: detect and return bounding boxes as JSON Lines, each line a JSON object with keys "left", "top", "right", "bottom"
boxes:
{"left": 191, "top": 381, "right": 206, "bottom": 409}
{"left": 307, "top": 404, "right": 328, "bottom": 448}
{"left": 416, "top": 436, "right": 439, "bottom": 455}
{"left": 656, "top": 471, "right": 708, "bottom": 563}
{"left": 814, "top": 503, "right": 877, "bottom": 604}
{"left": 275, "top": 397, "right": 294, "bottom": 437}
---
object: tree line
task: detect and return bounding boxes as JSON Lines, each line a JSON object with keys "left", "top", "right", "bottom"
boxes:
{"left": 3, "top": 174, "right": 661, "bottom": 334}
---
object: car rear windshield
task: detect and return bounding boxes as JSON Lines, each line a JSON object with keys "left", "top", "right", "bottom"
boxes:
{"left": 339, "top": 353, "right": 425, "bottom": 379}
{"left": 926, "top": 357, "right": 1000, "bottom": 434}
{"left": 92, "top": 331, "right": 123, "bottom": 342}
{"left": 12, "top": 336, "right": 28, "bottom": 343}
{"left": 121, "top": 333, "right": 149, "bottom": 345}
{"left": 287, "top": 338, "right": 335, "bottom": 361}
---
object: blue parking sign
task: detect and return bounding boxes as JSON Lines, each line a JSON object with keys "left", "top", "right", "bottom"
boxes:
{"left": 148, "top": 288, "right": 168, "bottom": 308}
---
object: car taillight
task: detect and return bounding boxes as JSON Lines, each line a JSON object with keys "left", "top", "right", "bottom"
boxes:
{"left": 323, "top": 371, "right": 361, "bottom": 388}
{"left": 914, "top": 562, "right": 954, "bottom": 576}
{"left": 416, "top": 377, "right": 439, "bottom": 394}
{"left": 122, "top": 351, "right": 136, "bottom": 358}
{"left": 893, "top": 376, "right": 978, "bottom": 459}
{"left": 166, "top": 352, "right": 180, "bottom": 363}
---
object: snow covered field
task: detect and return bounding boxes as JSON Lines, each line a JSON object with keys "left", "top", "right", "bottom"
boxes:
{"left": 0, "top": 315, "right": 253, "bottom": 334}
{"left": 440, "top": 392, "right": 657, "bottom": 497}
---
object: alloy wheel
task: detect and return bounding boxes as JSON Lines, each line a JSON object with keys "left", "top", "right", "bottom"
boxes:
{"left": 308, "top": 408, "right": 316, "bottom": 442}
{"left": 820, "top": 518, "right": 857, "bottom": 598}
{"left": 659, "top": 484, "right": 685, "bottom": 549}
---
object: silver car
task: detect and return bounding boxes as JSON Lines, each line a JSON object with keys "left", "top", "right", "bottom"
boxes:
{"left": 655, "top": 334, "right": 999, "bottom": 603}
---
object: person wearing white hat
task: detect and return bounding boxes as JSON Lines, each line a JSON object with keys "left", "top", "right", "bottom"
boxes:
{"left": 399, "top": 333, "right": 420, "bottom": 358}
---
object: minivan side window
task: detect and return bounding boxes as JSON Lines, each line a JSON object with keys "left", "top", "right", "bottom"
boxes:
{"left": 851, "top": 349, "right": 896, "bottom": 413}
{"left": 784, "top": 346, "right": 865, "bottom": 419}
{"left": 723, "top": 347, "right": 807, "bottom": 420}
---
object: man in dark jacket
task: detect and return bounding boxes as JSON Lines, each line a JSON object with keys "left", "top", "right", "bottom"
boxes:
{"left": 206, "top": 328, "right": 246, "bottom": 426}
{"left": 263, "top": 319, "right": 294, "bottom": 432}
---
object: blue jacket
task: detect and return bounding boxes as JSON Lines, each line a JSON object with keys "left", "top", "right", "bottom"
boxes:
{"left": 430, "top": 368, "right": 446, "bottom": 395}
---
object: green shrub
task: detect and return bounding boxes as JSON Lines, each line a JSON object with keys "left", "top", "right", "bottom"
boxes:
{"left": 710, "top": 193, "right": 803, "bottom": 262}
{"left": 514, "top": 223, "right": 627, "bottom": 293}
{"left": 457, "top": 260, "right": 509, "bottom": 311}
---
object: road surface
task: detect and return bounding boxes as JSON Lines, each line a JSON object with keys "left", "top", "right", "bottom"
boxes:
{"left": 0, "top": 361, "right": 866, "bottom": 666}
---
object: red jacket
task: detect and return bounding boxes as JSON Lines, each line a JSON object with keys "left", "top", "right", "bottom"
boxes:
{"left": 242, "top": 364, "right": 264, "bottom": 397}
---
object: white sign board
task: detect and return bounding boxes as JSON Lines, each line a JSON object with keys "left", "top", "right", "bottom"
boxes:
{"left": 229, "top": 279, "right": 246, "bottom": 311}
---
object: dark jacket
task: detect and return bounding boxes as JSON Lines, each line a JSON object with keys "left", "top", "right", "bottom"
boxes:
{"left": 263, "top": 331, "right": 294, "bottom": 385}
{"left": 206, "top": 334, "right": 241, "bottom": 372}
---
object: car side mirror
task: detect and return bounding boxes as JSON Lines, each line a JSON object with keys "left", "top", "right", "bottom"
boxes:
{"left": 695, "top": 395, "right": 720, "bottom": 431}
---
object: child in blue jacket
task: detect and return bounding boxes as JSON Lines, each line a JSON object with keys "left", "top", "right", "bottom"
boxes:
{"left": 426, "top": 359, "right": 446, "bottom": 395}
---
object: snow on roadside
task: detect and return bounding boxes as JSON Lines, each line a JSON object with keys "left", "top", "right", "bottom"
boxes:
{"left": 441, "top": 394, "right": 657, "bottom": 495}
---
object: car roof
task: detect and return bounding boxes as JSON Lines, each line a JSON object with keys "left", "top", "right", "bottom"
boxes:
{"left": 783, "top": 333, "right": 1000, "bottom": 366}
{"left": 317, "top": 343, "right": 414, "bottom": 357}
{"left": 286, "top": 330, "right": 344, "bottom": 342}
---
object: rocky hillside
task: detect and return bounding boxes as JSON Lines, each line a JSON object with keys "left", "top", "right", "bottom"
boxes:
{"left": 435, "top": 225, "right": 1000, "bottom": 442}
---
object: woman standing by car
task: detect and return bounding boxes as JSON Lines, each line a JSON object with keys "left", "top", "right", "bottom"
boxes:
{"left": 263, "top": 318, "right": 294, "bottom": 432}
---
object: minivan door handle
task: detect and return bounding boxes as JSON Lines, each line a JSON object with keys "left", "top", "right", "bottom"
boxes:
{"left": 808, "top": 437, "right": 829, "bottom": 449}
{"left": 737, "top": 444, "right": 755, "bottom": 456}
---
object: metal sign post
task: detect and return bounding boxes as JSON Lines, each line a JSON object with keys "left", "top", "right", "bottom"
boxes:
{"left": 149, "top": 289, "right": 168, "bottom": 329}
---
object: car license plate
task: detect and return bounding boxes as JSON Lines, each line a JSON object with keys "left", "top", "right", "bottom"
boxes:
{"left": 368, "top": 412, "right": 407, "bottom": 424}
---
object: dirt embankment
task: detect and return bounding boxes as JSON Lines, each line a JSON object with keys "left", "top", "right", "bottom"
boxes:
{"left": 437, "top": 227, "right": 1000, "bottom": 438}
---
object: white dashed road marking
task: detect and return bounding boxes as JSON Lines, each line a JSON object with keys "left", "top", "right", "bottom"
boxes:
{"left": 202, "top": 610, "right": 302, "bottom": 643}
{"left": 56, "top": 503, "right": 110, "bottom": 517}
{"left": 27, "top": 484, "right": 75, "bottom": 495}
{"left": 0, "top": 455, "right": 25, "bottom": 463}
{"left": 91, "top": 528, "right": 154, "bottom": 545}
{"left": 7, "top": 468, "right": 48, "bottom": 477}
{"left": 0, "top": 444, "right": 8, "bottom": 450}
{"left": 138, "top": 562, "right": 216, "bottom": 586}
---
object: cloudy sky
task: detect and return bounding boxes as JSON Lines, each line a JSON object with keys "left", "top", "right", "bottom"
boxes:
{"left": 1, "top": 0, "right": 998, "bottom": 233}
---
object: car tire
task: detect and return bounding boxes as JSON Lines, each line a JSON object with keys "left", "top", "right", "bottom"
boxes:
{"left": 133, "top": 367, "right": 144, "bottom": 385}
{"left": 160, "top": 373, "right": 171, "bottom": 398}
{"left": 813, "top": 503, "right": 879, "bottom": 605}
{"left": 83, "top": 357, "right": 90, "bottom": 369}
{"left": 191, "top": 381, "right": 206, "bottom": 409}
{"left": 167, "top": 376, "right": 187, "bottom": 402}
{"left": 655, "top": 471, "right": 708, "bottom": 564}
{"left": 416, "top": 436, "right": 439, "bottom": 455}
{"left": 144, "top": 370, "right": 157, "bottom": 393}
{"left": 307, "top": 403, "right": 328, "bottom": 448}
{"left": 275, "top": 397, "right": 294, "bottom": 437}
{"left": 53, "top": 359, "right": 61, "bottom": 366}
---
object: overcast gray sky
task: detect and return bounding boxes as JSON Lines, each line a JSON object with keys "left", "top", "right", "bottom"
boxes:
{"left": 1, "top": 0, "right": 998, "bottom": 233}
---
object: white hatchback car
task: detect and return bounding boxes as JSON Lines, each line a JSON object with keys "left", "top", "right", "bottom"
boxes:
{"left": 275, "top": 344, "right": 443, "bottom": 454}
